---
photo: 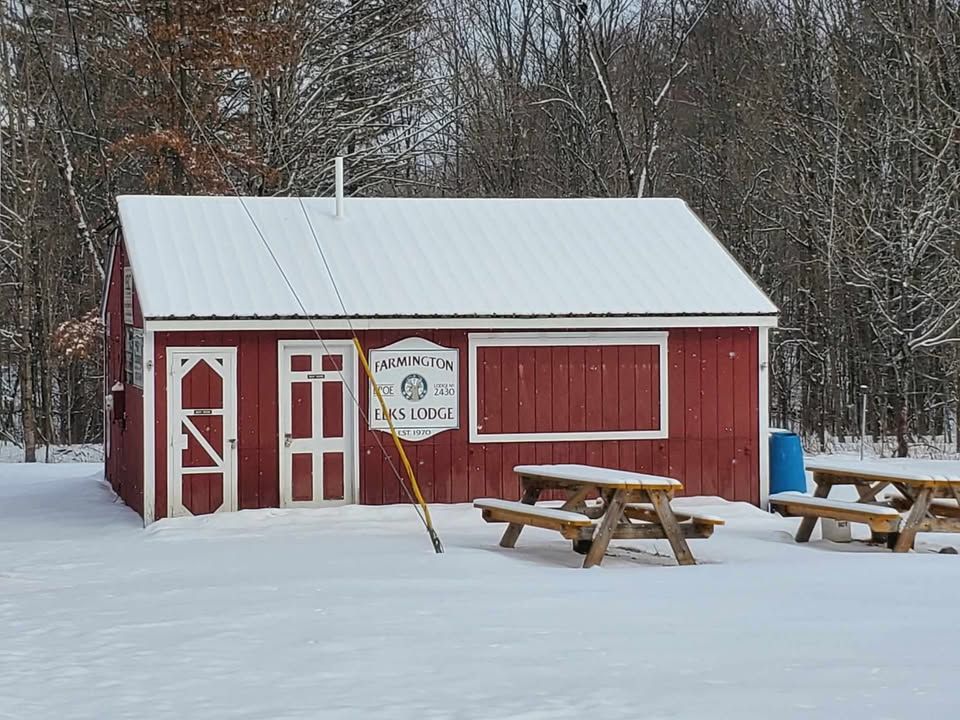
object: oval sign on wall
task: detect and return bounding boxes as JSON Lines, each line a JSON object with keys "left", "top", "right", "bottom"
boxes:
{"left": 368, "top": 338, "right": 459, "bottom": 442}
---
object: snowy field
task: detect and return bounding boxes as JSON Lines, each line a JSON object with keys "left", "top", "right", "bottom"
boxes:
{"left": 0, "top": 443, "right": 103, "bottom": 464}
{"left": 2, "top": 464, "right": 959, "bottom": 720}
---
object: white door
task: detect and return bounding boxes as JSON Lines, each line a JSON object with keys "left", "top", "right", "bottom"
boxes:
{"left": 279, "top": 341, "right": 358, "bottom": 506}
{"left": 167, "top": 348, "right": 238, "bottom": 516}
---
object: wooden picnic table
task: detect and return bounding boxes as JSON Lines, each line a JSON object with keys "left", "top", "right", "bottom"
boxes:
{"left": 790, "top": 457, "right": 960, "bottom": 552}
{"left": 475, "top": 464, "right": 723, "bottom": 568}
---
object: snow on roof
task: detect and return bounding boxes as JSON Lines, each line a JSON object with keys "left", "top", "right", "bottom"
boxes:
{"left": 116, "top": 195, "right": 778, "bottom": 320}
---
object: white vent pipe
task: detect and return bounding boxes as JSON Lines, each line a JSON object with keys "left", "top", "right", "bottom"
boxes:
{"left": 335, "top": 156, "right": 344, "bottom": 219}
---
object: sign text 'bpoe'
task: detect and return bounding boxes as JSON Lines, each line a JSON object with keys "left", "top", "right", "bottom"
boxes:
{"left": 368, "top": 338, "right": 459, "bottom": 442}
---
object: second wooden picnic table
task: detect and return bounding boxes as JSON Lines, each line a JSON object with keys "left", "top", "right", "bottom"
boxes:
{"left": 476, "top": 464, "right": 723, "bottom": 567}
{"left": 776, "top": 457, "right": 960, "bottom": 552}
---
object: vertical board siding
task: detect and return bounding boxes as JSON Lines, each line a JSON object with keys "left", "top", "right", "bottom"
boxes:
{"left": 683, "top": 330, "right": 702, "bottom": 500}
{"left": 145, "top": 326, "right": 760, "bottom": 519}
{"left": 257, "top": 334, "right": 279, "bottom": 508}
{"left": 122, "top": 388, "right": 144, "bottom": 515}
{"left": 104, "top": 244, "right": 123, "bottom": 494}
{"left": 699, "top": 330, "right": 720, "bottom": 497}
{"left": 476, "top": 343, "right": 664, "bottom": 436}
{"left": 104, "top": 239, "right": 144, "bottom": 516}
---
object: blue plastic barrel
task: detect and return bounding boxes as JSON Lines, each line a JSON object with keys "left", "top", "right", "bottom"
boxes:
{"left": 769, "top": 431, "right": 807, "bottom": 494}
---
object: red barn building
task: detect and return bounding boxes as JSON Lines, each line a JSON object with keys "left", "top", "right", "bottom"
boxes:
{"left": 103, "top": 195, "right": 778, "bottom": 524}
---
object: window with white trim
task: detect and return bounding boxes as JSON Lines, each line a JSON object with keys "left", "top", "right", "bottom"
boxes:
{"left": 125, "top": 326, "right": 143, "bottom": 388}
{"left": 468, "top": 332, "right": 668, "bottom": 443}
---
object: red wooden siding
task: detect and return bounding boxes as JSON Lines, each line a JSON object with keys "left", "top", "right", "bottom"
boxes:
{"left": 475, "top": 343, "right": 661, "bottom": 435}
{"left": 149, "top": 326, "right": 759, "bottom": 518}
{"left": 103, "top": 239, "right": 144, "bottom": 515}
{"left": 353, "top": 328, "right": 757, "bottom": 505}
{"left": 104, "top": 245, "right": 123, "bottom": 493}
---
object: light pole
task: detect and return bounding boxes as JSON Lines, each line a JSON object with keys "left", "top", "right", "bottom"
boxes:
{"left": 860, "top": 385, "right": 869, "bottom": 460}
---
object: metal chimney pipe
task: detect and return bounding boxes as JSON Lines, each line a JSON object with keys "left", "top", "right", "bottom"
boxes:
{"left": 335, "top": 157, "right": 344, "bottom": 219}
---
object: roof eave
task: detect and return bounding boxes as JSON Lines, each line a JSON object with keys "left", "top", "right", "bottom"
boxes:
{"left": 144, "top": 311, "right": 779, "bottom": 321}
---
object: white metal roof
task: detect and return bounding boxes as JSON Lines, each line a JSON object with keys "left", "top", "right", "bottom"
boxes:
{"left": 116, "top": 195, "right": 777, "bottom": 320}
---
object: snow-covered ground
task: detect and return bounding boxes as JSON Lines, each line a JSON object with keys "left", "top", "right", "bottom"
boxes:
{"left": 2, "top": 463, "right": 959, "bottom": 720}
{"left": 0, "top": 442, "right": 103, "bottom": 463}
{"left": 768, "top": 431, "right": 960, "bottom": 460}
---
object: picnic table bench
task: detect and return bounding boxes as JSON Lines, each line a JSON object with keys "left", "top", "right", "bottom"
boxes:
{"left": 769, "top": 492, "right": 902, "bottom": 535}
{"left": 771, "top": 457, "right": 960, "bottom": 552}
{"left": 475, "top": 464, "right": 719, "bottom": 567}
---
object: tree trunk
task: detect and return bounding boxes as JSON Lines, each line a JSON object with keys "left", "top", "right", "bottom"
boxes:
{"left": 20, "top": 200, "right": 37, "bottom": 462}
{"left": 20, "top": 354, "right": 37, "bottom": 463}
{"left": 895, "top": 402, "right": 909, "bottom": 457}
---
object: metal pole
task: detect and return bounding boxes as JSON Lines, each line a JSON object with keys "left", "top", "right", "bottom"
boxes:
{"left": 335, "top": 157, "right": 344, "bottom": 219}
{"left": 860, "top": 385, "right": 868, "bottom": 460}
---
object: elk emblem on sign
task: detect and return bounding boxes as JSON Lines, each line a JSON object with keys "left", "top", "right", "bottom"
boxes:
{"left": 401, "top": 373, "right": 428, "bottom": 402}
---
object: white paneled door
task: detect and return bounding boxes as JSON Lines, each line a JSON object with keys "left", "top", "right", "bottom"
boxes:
{"left": 279, "top": 341, "right": 358, "bottom": 507}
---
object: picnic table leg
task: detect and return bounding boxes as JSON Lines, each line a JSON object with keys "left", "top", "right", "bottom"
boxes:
{"left": 499, "top": 484, "right": 542, "bottom": 548}
{"left": 892, "top": 486, "right": 933, "bottom": 553}
{"left": 795, "top": 476, "right": 831, "bottom": 543}
{"left": 583, "top": 490, "right": 627, "bottom": 569}
{"left": 855, "top": 480, "right": 893, "bottom": 544}
{"left": 855, "top": 480, "right": 888, "bottom": 503}
{"left": 561, "top": 487, "right": 594, "bottom": 555}
{"left": 560, "top": 487, "right": 591, "bottom": 512}
{"left": 893, "top": 482, "right": 918, "bottom": 504}
{"left": 648, "top": 490, "right": 696, "bottom": 566}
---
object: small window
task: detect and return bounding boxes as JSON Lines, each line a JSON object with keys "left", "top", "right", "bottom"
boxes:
{"left": 125, "top": 327, "right": 143, "bottom": 388}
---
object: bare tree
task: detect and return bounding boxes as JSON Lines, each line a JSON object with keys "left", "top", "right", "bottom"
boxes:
{"left": 1, "top": 0, "right": 959, "bottom": 456}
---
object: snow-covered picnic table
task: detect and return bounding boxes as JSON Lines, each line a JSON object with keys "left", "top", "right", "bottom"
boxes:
{"left": 773, "top": 457, "right": 960, "bottom": 552}
{"left": 475, "top": 464, "right": 722, "bottom": 567}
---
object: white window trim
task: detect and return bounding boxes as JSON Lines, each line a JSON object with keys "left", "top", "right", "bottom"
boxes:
{"left": 122, "top": 266, "right": 134, "bottom": 325}
{"left": 468, "top": 332, "right": 669, "bottom": 444}
{"left": 125, "top": 326, "right": 144, "bottom": 388}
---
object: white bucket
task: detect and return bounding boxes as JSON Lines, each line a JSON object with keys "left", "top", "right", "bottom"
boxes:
{"left": 821, "top": 518, "right": 852, "bottom": 543}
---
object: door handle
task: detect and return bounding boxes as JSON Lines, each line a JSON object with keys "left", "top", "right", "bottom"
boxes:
{"left": 228, "top": 438, "right": 237, "bottom": 450}
{"left": 284, "top": 433, "right": 293, "bottom": 448}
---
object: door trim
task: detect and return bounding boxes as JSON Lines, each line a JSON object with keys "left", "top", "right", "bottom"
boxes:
{"left": 166, "top": 346, "right": 238, "bottom": 517}
{"left": 277, "top": 339, "right": 360, "bottom": 507}
{"left": 143, "top": 328, "right": 156, "bottom": 525}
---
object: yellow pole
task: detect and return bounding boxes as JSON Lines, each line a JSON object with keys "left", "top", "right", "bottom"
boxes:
{"left": 353, "top": 339, "right": 443, "bottom": 553}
